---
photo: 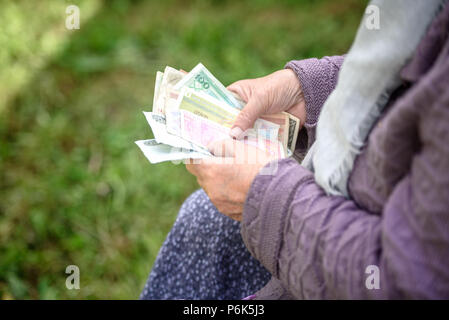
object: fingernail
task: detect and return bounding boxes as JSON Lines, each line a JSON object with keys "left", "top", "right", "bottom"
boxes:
{"left": 230, "top": 127, "right": 244, "bottom": 139}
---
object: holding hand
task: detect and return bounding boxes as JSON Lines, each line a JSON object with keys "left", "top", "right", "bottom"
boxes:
{"left": 228, "top": 69, "right": 306, "bottom": 139}
{"left": 186, "top": 139, "right": 275, "bottom": 221}
{"left": 186, "top": 69, "right": 305, "bottom": 220}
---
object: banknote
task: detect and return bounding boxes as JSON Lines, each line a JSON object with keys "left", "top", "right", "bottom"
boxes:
{"left": 254, "top": 118, "right": 280, "bottom": 138}
{"left": 259, "top": 112, "right": 300, "bottom": 155}
{"left": 251, "top": 119, "right": 281, "bottom": 157}
{"left": 165, "top": 110, "right": 182, "bottom": 136}
{"left": 173, "top": 63, "right": 244, "bottom": 110}
{"left": 153, "top": 66, "right": 185, "bottom": 115}
{"left": 135, "top": 139, "right": 209, "bottom": 164}
{"left": 143, "top": 111, "right": 210, "bottom": 155}
{"left": 286, "top": 113, "right": 300, "bottom": 153}
{"left": 165, "top": 87, "right": 181, "bottom": 112}
{"left": 152, "top": 71, "right": 163, "bottom": 109}
{"left": 176, "top": 87, "right": 239, "bottom": 128}
{"left": 180, "top": 110, "right": 231, "bottom": 148}
{"left": 260, "top": 113, "right": 288, "bottom": 154}
{"left": 179, "top": 110, "right": 285, "bottom": 160}
{"left": 243, "top": 134, "right": 285, "bottom": 161}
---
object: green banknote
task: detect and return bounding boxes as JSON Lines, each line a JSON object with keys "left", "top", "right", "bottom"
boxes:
{"left": 173, "top": 63, "right": 244, "bottom": 110}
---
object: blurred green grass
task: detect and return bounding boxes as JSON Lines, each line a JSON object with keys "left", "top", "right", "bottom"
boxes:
{"left": 0, "top": 0, "right": 367, "bottom": 299}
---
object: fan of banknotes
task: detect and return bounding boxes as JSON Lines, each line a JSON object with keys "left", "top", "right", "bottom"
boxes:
{"left": 135, "top": 63, "right": 300, "bottom": 164}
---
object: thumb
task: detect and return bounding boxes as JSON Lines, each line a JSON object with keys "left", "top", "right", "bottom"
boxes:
{"left": 230, "top": 98, "right": 262, "bottom": 139}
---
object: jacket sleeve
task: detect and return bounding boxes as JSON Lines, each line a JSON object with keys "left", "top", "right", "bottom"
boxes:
{"left": 241, "top": 70, "right": 449, "bottom": 298}
{"left": 285, "top": 56, "right": 345, "bottom": 156}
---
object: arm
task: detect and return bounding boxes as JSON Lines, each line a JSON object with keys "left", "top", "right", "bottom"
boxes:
{"left": 241, "top": 62, "right": 449, "bottom": 299}
{"left": 285, "top": 56, "right": 345, "bottom": 155}
{"left": 227, "top": 56, "right": 344, "bottom": 152}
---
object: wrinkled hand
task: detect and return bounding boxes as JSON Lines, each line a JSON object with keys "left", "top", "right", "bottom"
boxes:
{"left": 186, "top": 139, "right": 274, "bottom": 221}
{"left": 228, "top": 69, "right": 305, "bottom": 139}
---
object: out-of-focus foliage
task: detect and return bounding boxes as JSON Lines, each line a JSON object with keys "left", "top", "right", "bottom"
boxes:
{"left": 0, "top": 0, "right": 367, "bottom": 299}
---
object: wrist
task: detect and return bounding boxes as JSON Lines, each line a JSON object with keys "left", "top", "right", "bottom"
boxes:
{"left": 282, "top": 68, "right": 306, "bottom": 128}
{"left": 283, "top": 68, "right": 303, "bottom": 97}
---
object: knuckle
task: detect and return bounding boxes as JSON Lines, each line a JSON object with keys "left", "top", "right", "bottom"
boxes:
{"left": 238, "top": 110, "right": 254, "bottom": 123}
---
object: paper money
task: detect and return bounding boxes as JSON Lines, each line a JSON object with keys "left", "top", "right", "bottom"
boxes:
{"left": 260, "top": 113, "right": 288, "bottom": 155}
{"left": 165, "top": 110, "right": 181, "bottom": 136}
{"left": 153, "top": 66, "right": 185, "bottom": 115}
{"left": 243, "top": 135, "right": 285, "bottom": 160}
{"left": 173, "top": 63, "right": 244, "bottom": 110}
{"left": 165, "top": 88, "right": 181, "bottom": 113}
{"left": 286, "top": 113, "right": 300, "bottom": 153}
{"left": 180, "top": 110, "right": 231, "bottom": 148}
{"left": 176, "top": 88, "right": 239, "bottom": 128}
{"left": 135, "top": 139, "right": 209, "bottom": 164}
{"left": 153, "top": 71, "right": 163, "bottom": 108}
{"left": 260, "top": 112, "right": 300, "bottom": 154}
{"left": 179, "top": 110, "right": 284, "bottom": 159}
{"left": 143, "top": 111, "right": 210, "bottom": 155}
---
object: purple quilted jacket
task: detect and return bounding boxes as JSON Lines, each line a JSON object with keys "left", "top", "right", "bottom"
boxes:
{"left": 241, "top": 4, "right": 449, "bottom": 299}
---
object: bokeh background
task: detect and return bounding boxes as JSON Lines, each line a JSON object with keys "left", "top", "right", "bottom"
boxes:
{"left": 0, "top": 0, "right": 367, "bottom": 299}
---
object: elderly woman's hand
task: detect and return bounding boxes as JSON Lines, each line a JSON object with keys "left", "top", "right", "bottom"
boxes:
{"left": 186, "top": 139, "right": 275, "bottom": 221}
{"left": 228, "top": 69, "right": 306, "bottom": 139}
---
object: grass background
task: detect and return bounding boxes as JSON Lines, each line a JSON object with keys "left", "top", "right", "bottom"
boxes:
{"left": 0, "top": 0, "right": 367, "bottom": 299}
